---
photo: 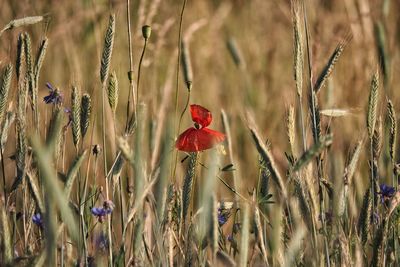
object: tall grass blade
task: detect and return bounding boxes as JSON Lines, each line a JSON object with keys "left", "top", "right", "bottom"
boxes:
{"left": 64, "top": 150, "right": 87, "bottom": 199}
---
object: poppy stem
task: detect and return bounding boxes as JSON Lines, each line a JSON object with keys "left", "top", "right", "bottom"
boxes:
{"left": 125, "top": 0, "right": 136, "bottom": 133}
{"left": 170, "top": 0, "right": 188, "bottom": 187}
{"left": 136, "top": 38, "right": 148, "bottom": 115}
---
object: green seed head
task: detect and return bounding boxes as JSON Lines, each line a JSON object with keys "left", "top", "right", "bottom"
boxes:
{"left": 142, "top": 25, "right": 151, "bottom": 40}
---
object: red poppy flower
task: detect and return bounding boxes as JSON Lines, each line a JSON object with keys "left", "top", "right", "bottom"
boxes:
{"left": 176, "top": 104, "right": 225, "bottom": 152}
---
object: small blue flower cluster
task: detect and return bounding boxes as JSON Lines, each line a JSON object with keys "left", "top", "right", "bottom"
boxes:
{"left": 379, "top": 183, "right": 396, "bottom": 203}
{"left": 32, "top": 213, "right": 43, "bottom": 228}
{"left": 91, "top": 200, "right": 115, "bottom": 222}
{"left": 44, "top": 83, "right": 63, "bottom": 105}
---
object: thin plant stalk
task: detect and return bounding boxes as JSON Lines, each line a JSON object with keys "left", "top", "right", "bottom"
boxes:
{"left": 125, "top": 0, "right": 136, "bottom": 131}
{"left": 297, "top": 95, "right": 307, "bottom": 152}
{"left": 302, "top": 1, "right": 329, "bottom": 264}
{"left": 1, "top": 144, "right": 6, "bottom": 207}
{"left": 101, "top": 79, "right": 113, "bottom": 265}
{"left": 171, "top": 0, "right": 188, "bottom": 183}
{"left": 136, "top": 34, "right": 149, "bottom": 115}
{"left": 370, "top": 138, "right": 375, "bottom": 221}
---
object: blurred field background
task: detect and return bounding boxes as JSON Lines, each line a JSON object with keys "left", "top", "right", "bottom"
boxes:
{"left": 1, "top": 0, "right": 400, "bottom": 266}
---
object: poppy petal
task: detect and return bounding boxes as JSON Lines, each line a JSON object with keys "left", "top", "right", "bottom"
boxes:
{"left": 175, "top": 127, "right": 225, "bottom": 152}
{"left": 190, "top": 104, "right": 212, "bottom": 128}
{"left": 198, "top": 128, "right": 225, "bottom": 148}
{"left": 175, "top": 128, "right": 198, "bottom": 152}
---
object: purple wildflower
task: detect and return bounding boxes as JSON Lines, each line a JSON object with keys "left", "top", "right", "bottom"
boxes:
{"left": 91, "top": 200, "right": 115, "bottom": 222}
{"left": 379, "top": 184, "right": 396, "bottom": 203}
{"left": 44, "top": 83, "right": 63, "bottom": 105}
{"left": 32, "top": 213, "right": 43, "bottom": 228}
{"left": 217, "top": 208, "right": 229, "bottom": 226}
{"left": 217, "top": 201, "right": 233, "bottom": 226}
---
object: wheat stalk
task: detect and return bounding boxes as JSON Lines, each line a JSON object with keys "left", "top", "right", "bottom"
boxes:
{"left": 358, "top": 187, "right": 372, "bottom": 246}
{"left": 71, "top": 86, "right": 81, "bottom": 149}
{"left": 292, "top": 134, "right": 332, "bottom": 172}
{"left": 80, "top": 93, "right": 91, "bottom": 140}
{"left": 387, "top": 100, "right": 397, "bottom": 164}
{"left": 371, "top": 217, "right": 389, "bottom": 267}
{"left": 248, "top": 117, "right": 287, "bottom": 199}
{"left": 182, "top": 152, "right": 197, "bottom": 222}
{"left": 16, "top": 33, "right": 25, "bottom": 82}
{"left": 100, "top": 14, "right": 115, "bottom": 83}
{"left": 286, "top": 105, "right": 296, "bottom": 155}
{"left": 0, "top": 16, "right": 44, "bottom": 36}
{"left": 367, "top": 71, "right": 379, "bottom": 138}
{"left": 107, "top": 71, "right": 118, "bottom": 114}
{"left": 291, "top": 0, "right": 303, "bottom": 97}
{"left": 0, "top": 64, "right": 12, "bottom": 125}
{"left": 314, "top": 35, "right": 351, "bottom": 93}
{"left": 293, "top": 174, "right": 314, "bottom": 232}
{"left": 34, "top": 37, "right": 48, "bottom": 87}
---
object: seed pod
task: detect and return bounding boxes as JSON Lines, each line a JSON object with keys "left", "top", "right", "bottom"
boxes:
{"left": 142, "top": 25, "right": 151, "bottom": 40}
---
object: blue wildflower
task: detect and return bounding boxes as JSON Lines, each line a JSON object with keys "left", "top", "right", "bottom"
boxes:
{"left": 379, "top": 184, "right": 396, "bottom": 203}
{"left": 91, "top": 200, "right": 115, "bottom": 222}
{"left": 217, "top": 201, "right": 233, "bottom": 226}
{"left": 32, "top": 213, "right": 43, "bottom": 228}
{"left": 218, "top": 208, "right": 229, "bottom": 226}
{"left": 43, "top": 83, "right": 63, "bottom": 105}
